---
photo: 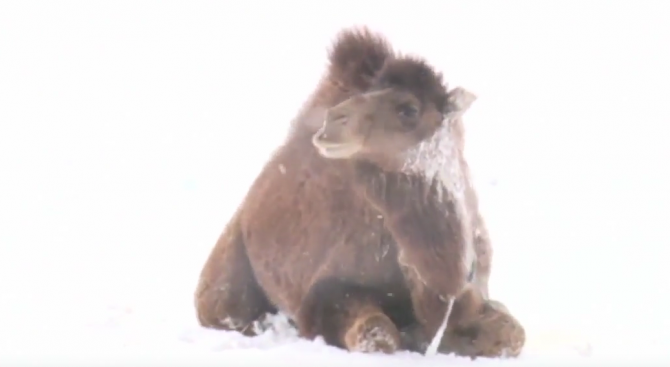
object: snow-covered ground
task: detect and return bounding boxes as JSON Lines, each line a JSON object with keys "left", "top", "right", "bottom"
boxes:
{"left": 1, "top": 1, "right": 670, "bottom": 365}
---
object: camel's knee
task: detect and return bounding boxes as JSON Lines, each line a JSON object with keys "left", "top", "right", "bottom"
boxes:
{"left": 441, "top": 298, "right": 526, "bottom": 359}
{"left": 194, "top": 216, "right": 276, "bottom": 334}
{"left": 195, "top": 280, "right": 234, "bottom": 330}
{"left": 297, "top": 278, "right": 401, "bottom": 354}
{"left": 195, "top": 277, "right": 275, "bottom": 336}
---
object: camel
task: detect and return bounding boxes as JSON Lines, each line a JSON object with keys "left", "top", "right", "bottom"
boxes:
{"left": 194, "top": 27, "right": 525, "bottom": 359}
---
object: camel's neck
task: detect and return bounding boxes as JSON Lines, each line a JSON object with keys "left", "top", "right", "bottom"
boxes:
{"left": 399, "top": 117, "right": 476, "bottom": 273}
{"left": 400, "top": 118, "right": 467, "bottom": 201}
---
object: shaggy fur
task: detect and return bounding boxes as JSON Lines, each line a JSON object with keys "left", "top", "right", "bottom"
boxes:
{"left": 194, "top": 27, "right": 524, "bottom": 359}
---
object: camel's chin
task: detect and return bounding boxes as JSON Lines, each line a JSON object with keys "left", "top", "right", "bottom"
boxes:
{"left": 315, "top": 144, "right": 361, "bottom": 159}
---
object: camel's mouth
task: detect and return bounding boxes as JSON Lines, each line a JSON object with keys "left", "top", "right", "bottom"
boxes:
{"left": 312, "top": 129, "right": 362, "bottom": 159}
{"left": 314, "top": 142, "right": 362, "bottom": 159}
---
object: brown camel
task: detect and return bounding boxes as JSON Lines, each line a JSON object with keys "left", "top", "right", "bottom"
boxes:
{"left": 194, "top": 27, "right": 525, "bottom": 359}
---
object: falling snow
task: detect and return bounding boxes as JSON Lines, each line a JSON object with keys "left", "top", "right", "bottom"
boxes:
{"left": 1, "top": 1, "right": 670, "bottom": 365}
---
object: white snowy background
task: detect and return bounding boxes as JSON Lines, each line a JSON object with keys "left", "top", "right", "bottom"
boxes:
{"left": 1, "top": 0, "right": 669, "bottom": 365}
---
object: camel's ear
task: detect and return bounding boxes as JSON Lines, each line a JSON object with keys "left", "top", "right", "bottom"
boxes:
{"left": 444, "top": 87, "right": 477, "bottom": 119}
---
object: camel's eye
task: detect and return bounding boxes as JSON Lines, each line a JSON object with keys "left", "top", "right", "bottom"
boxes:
{"left": 397, "top": 103, "right": 419, "bottom": 130}
{"left": 397, "top": 103, "right": 419, "bottom": 118}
